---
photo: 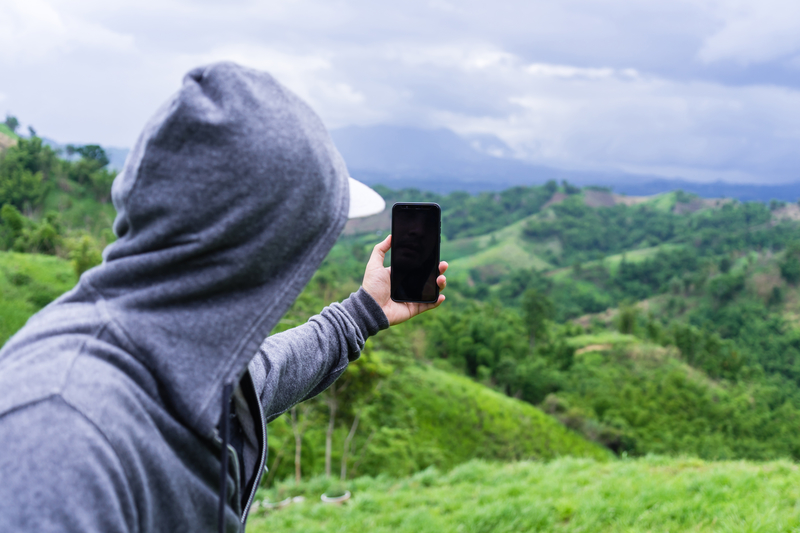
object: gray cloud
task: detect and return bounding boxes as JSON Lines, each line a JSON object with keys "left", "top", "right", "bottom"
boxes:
{"left": 2, "top": 0, "right": 800, "bottom": 182}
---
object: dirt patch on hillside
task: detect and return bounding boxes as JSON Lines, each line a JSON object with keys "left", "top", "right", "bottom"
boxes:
{"left": 673, "top": 197, "right": 731, "bottom": 215}
{"left": 573, "top": 307, "right": 617, "bottom": 329}
{"left": 543, "top": 192, "right": 568, "bottom": 209}
{"left": 572, "top": 297, "right": 658, "bottom": 329}
{"left": 771, "top": 204, "right": 800, "bottom": 222}
{"left": 583, "top": 190, "right": 654, "bottom": 208}
{"left": 752, "top": 271, "right": 783, "bottom": 300}
{"left": 0, "top": 132, "right": 17, "bottom": 150}
{"left": 342, "top": 210, "right": 390, "bottom": 236}
{"left": 673, "top": 197, "right": 707, "bottom": 214}
{"left": 611, "top": 194, "right": 651, "bottom": 206}
{"left": 583, "top": 190, "right": 617, "bottom": 207}
{"left": 575, "top": 344, "right": 612, "bottom": 355}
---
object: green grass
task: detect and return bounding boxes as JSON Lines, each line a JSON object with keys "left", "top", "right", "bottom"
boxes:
{"left": 0, "top": 251, "right": 76, "bottom": 345}
{"left": 0, "top": 123, "right": 19, "bottom": 139}
{"left": 547, "top": 243, "right": 679, "bottom": 281}
{"left": 443, "top": 214, "right": 555, "bottom": 278}
{"left": 249, "top": 456, "right": 800, "bottom": 532}
{"left": 645, "top": 191, "right": 679, "bottom": 212}
{"left": 42, "top": 185, "right": 117, "bottom": 239}
{"left": 563, "top": 332, "right": 638, "bottom": 349}
{"left": 265, "top": 362, "right": 609, "bottom": 482}
{"left": 378, "top": 365, "right": 609, "bottom": 466}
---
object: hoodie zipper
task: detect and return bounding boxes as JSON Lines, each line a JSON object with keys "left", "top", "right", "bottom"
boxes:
{"left": 241, "top": 387, "right": 267, "bottom": 523}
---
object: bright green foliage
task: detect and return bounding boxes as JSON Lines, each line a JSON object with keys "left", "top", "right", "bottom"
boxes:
{"left": 426, "top": 301, "right": 529, "bottom": 377}
{"left": 521, "top": 288, "right": 553, "bottom": 346}
{"left": 670, "top": 322, "right": 742, "bottom": 378}
{"left": 250, "top": 457, "right": 800, "bottom": 532}
{"left": 0, "top": 130, "right": 117, "bottom": 260}
{"left": 780, "top": 242, "right": 800, "bottom": 284}
{"left": 68, "top": 233, "right": 103, "bottom": 277}
{"left": 3, "top": 115, "right": 19, "bottom": 135}
{"left": 707, "top": 272, "right": 745, "bottom": 304}
{"left": 0, "top": 251, "right": 76, "bottom": 345}
{"left": 0, "top": 136, "right": 56, "bottom": 210}
{"left": 550, "top": 342, "right": 800, "bottom": 459}
{"left": 0, "top": 204, "right": 64, "bottom": 254}
{"left": 264, "top": 362, "right": 608, "bottom": 483}
{"left": 65, "top": 144, "right": 115, "bottom": 202}
{"left": 522, "top": 195, "right": 775, "bottom": 266}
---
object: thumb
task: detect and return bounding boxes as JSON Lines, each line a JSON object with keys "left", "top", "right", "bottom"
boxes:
{"left": 367, "top": 235, "right": 391, "bottom": 272}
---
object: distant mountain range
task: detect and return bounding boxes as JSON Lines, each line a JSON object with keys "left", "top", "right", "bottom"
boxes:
{"left": 43, "top": 125, "right": 800, "bottom": 203}
{"left": 331, "top": 125, "right": 800, "bottom": 202}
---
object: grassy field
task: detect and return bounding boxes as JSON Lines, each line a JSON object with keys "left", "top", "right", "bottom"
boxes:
{"left": 0, "top": 251, "right": 76, "bottom": 345}
{"left": 42, "top": 186, "right": 117, "bottom": 237}
{"left": 0, "top": 123, "right": 18, "bottom": 139}
{"left": 442, "top": 213, "right": 555, "bottom": 279}
{"left": 264, "top": 362, "right": 609, "bottom": 481}
{"left": 249, "top": 456, "right": 800, "bottom": 532}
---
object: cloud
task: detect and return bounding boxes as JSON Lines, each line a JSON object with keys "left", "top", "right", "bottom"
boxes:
{"left": 3, "top": 0, "right": 800, "bottom": 182}
{"left": 0, "top": 0, "right": 133, "bottom": 65}
{"left": 698, "top": 0, "right": 800, "bottom": 65}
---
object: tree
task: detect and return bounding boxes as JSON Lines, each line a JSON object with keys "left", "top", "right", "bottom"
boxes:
{"left": 289, "top": 405, "right": 312, "bottom": 484}
{"left": 321, "top": 348, "right": 391, "bottom": 478}
{"left": 562, "top": 180, "right": 581, "bottom": 195}
{"left": 0, "top": 203, "right": 24, "bottom": 249}
{"left": 68, "top": 234, "right": 103, "bottom": 277}
{"left": 522, "top": 288, "right": 554, "bottom": 348}
{"left": 0, "top": 137, "right": 53, "bottom": 210}
{"left": 781, "top": 256, "right": 800, "bottom": 284}
{"left": 617, "top": 304, "right": 638, "bottom": 335}
{"left": 75, "top": 145, "right": 109, "bottom": 167}
{"left": 780, "top": 243, "right": 800, "bottom": 284}
{"left": 4, "top": 115, "right": 19, "bottom": 134}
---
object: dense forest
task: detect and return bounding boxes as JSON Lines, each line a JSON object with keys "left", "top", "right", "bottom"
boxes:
{"left": 4, "top": 117, "right": 800, "bottom": 529}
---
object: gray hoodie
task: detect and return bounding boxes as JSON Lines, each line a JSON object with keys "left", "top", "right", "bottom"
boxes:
{"left": 0, "top": 62, "right": 388, "bottom": 532}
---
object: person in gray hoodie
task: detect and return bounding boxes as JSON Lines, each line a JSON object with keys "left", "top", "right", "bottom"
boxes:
{"left": 0, "top": 62, "right": 447, "bottom": 532}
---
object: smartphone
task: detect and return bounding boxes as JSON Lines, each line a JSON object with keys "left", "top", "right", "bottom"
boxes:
{"left": 391, "top": 202, "right": 442, "bottom": 303}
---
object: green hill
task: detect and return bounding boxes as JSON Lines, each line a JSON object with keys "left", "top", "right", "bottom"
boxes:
{"left": 0, "top": 123, "right": 19, "bottom": 142}
{"left": 264, "top": 360, "right": 609, "bottom": 482}
{"left": 442, "top": 214, "right": 556, "bottom": 282}
{"left": 545, "top": 333, "right": 800, "bottom": 459}
{"left": 0, "top": 251, "right": 76, "bottom": 345}
{"left": 249, "top": 456, "right": 800, "bottom": 532}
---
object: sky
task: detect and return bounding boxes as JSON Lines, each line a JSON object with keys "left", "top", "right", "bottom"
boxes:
{"left": 2, "top": 0, "right": 800, "bottom": 183}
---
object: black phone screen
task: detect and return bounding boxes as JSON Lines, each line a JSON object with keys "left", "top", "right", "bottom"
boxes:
{"left": 391, "top": 202, "right": 441, "bottom": 303}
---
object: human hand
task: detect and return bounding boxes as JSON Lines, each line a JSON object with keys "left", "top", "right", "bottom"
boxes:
{"left": 361, "top": 235, "right": 448, "bottom": 326}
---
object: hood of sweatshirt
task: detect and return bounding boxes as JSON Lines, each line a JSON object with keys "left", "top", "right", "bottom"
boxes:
{"left": 83, "top": 62, "right": 349, "bottom": 439}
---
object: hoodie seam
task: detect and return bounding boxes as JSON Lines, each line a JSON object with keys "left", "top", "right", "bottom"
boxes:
{"left": 0, "top": 394, "right": 140, "bottom": 533}
{"left": 58, "top": 394, "right": 141, "bottom": 533}
{"left": 82, "top": 278, "right": 166, "bottom": 405}
{"left": 192, "top": 170, "right": 350, "bottom": 432}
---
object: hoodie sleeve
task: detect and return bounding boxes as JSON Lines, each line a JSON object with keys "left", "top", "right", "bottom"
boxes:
{"left": 248, "top": 287, "right": 389, "bottom": 422}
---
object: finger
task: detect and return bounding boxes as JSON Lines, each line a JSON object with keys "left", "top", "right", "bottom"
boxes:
{"left": 439, "top": 261, "right": 449, "bottom": 274}
{"left": 437, "top": 275, "right": 447, "bottom": 291}
{"left": 367, "top": 235, "right": 392, "bottom": 271}
{"left": 416, "top": 294, "right": 446, "bottom": 314}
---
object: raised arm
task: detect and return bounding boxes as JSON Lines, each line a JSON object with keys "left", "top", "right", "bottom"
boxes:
{"left": 248, "top": 235, "right": 448, "bottom": 421}
{"left": 249, "top": 287, "right": 388, "bottom": 421}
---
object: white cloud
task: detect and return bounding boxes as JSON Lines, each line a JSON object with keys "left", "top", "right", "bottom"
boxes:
{"left": 0, "top": 0, "right": 133, "bottom": 65}
{"left": 698, "top": 0, "right": 800, "bottom": 64}
{"left": 526, "top": 63, "right": 639, "bottom": 80}
{"left": 404, "top": 52, "right": 800, "bottom": 182}
{"left": 3, "top": 0, "right": 800, "bottom": 181}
